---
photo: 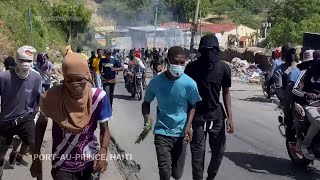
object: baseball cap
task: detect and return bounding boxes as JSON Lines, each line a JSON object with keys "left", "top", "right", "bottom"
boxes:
{"left": 303, "top": 50, "right": 315, "bottom": 62}
{"left": 17, "top": 45, "right": 36, "bottom": 61}
{"left": 199, "top": 34, "right": 220, "bottom": 51}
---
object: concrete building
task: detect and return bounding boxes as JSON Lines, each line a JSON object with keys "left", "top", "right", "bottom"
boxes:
{"left": 161, "top": 22, "right": 260, "bottom": 48}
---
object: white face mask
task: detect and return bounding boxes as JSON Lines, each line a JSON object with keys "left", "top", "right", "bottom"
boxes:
{"left": 168, "top": 63, "right": 184, "bottom": 77}
{"left": 15, "top": 59, "right": 32, "bottom": 79}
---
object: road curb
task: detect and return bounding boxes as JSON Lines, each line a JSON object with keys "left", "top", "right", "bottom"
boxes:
{"left": 109, "top": 136, "right": 141, "bottom": 180}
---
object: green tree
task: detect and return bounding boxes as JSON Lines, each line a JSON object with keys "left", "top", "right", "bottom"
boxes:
{"left": 266, "top": 0, "right": 320, "bottom": 46}
{"left": 211, "top": 0, "right": 233, "bottom": 18}
{"left": 51, "top": 0, "right": 91, "bottom": 39}
{"left": 228, "top": 8, "right": 260, "bottom": 29}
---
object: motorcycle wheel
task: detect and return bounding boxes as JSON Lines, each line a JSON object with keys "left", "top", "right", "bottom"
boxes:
{"left": 286, "top": 140, "right": 312, "bottom": 167}
{"left": 138, "top": 84, "right": 143, "bottom": 101}
{"left": 262, "top": 84, "right": 269, "bottom": 99}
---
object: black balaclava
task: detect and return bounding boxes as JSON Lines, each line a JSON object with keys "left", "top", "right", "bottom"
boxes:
{"left": 198, "top": 34, "right": 220, "bottom": 70}
{"left": 282, "top": 43, "right": 295, "bottom": 64}
{"left": 311, "top": 50, "right": 320, "bottom": 78}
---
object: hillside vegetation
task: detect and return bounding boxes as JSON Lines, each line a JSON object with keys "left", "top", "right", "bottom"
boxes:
{"left": 0, "top": 0, "right": 93, "bottom": 61}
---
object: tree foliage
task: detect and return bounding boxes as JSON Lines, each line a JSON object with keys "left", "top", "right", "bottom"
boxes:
{"left": 51, "top": 0, "right": 91, "bottom": 39}
{"left": 267, "top": 0, "right": 320, "bottom": 46}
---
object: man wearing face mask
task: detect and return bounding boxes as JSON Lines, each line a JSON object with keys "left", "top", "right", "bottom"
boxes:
{"left": 142, "top": 46, "right": 202, "bottom": 180}
{"left": 0, "top": 45, "right": 42, "bottom": 179}
{"left": 184, "top": 34, "right": 234, "bottom": 180}
{"left": 31, "top": 53, "right": 112, "bottom": 180}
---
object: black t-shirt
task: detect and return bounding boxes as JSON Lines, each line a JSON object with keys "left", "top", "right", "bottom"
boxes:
{"left": 185, "top": 59, "right": 231, "bottom": 121}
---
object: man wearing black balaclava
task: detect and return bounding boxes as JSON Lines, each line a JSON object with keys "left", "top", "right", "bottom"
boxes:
{"left": 185, "top": 34, "right": 234, "bottom": 180}
{"left": 273, "top": 43, "right": 297, "bottom": 102}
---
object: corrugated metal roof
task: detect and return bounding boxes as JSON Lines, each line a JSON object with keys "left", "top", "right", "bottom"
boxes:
{"left": 126, "top": 26, "right": 167, "bottom": 32}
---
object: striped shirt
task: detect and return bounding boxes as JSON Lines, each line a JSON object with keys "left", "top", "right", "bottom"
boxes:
{"left": 51, "top": 88, "right": 112, "bottom": 172}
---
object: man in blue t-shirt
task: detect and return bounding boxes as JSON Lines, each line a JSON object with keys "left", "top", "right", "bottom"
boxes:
{"left": 142, "top": 46, "right": 202, "bottom": 180}
{"left": 99, "top": 50, "right": 123, "bottom": 109}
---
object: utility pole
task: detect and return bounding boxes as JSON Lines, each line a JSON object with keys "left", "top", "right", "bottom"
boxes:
{"left": 190, "top": 0, "right": 201, "bottom": 52}
{"left": 28, "top": 0, "right": 33, "bottom": 46}
{"left": 153, "top": 0, "right": 159, "bottom": 48}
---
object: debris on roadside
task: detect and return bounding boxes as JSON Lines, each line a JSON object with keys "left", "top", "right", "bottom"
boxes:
{"left": 225, "top": 57, "right": 263, "bottom": 84}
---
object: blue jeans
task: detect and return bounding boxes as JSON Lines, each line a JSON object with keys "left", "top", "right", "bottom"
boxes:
{"left": 95, "top": 73, "right": 102, "bottom": 88}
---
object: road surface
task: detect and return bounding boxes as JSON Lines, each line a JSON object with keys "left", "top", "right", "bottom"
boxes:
{"left": 109, "top": 73, "right": 320, "bottom": 180}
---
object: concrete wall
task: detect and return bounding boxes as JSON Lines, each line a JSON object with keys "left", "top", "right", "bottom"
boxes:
{"left": 220, "top": 25, "right": 259, "bottom": 48}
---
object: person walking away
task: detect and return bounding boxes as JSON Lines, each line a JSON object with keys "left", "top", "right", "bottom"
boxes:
{"left": 65, "top": 45, "right": 73, "bottom": 56}
{"left": 99, "top": 50, "right": 123, "bottom": 109}
{"left": 92, "top": 49, "right": 104, "bottom": 88}
{"left": 292, "top": 50, "right": 320, "bottom": 160}
{"left": 30, "top": 53, "right": 112, "bottom": 180}
{"left": 142, "top": 46, "right": 202, "bottom": 180}
{"left": 184, "top": 35, "right": 234, "bottom": 180}
{"left": 34, "top": 52, "right": 55, "bottom": 92}
{"left": 3, "top": 56, "right": 16, "bottom": 71}
{"left": 0, "top": 46, "right": 42, "bottom": 178}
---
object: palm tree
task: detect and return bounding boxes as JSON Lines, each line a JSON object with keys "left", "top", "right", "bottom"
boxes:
{"left": 228, "top": 34, "right": 238, "bottom": 47}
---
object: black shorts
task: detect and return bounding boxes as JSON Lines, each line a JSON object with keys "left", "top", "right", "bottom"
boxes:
{"left": 0, "top": 114, "right": 35, "bottom": 155}
{"left": 51, "top": 167, "right": 100, "bottom": 180}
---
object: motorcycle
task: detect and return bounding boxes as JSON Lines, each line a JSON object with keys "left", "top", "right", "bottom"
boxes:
{"left": 261, "top": 72, "right": 275, "bottom": 99}
{"left": 278, "top": 102, "right": 320, "bottom": 166}
{"left": 124, "top": 65, "right": 144, "bottom": 100}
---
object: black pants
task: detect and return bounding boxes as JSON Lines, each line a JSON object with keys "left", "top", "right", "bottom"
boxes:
{"left": 51, "top": 167, "right": 100, "bottom": 180}
{"left": 154, "top": 134, "right": 187, "bottom": 180}
{"left": 0, "top": 114, "right": 35, "bottom": 157}
{"left": 103, "top": 83, "right": 115, "bottom": 109}
{"left": 191, "top": 119, "right": 226, "bottom": 180}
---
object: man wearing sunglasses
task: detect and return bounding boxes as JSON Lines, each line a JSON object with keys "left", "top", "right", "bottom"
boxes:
{"left": 0, "top": 46, "right": 42, "bottom": 179}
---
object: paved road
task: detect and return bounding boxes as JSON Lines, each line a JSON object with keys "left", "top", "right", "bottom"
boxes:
{"left": 109, "top": 73, "right": 320, "bottom": 180}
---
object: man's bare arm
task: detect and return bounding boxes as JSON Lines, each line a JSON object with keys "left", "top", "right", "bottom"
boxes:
{"left": 32, "top": 112, "right": 48, "bottom": 158}
{"left": 99, "top": 122, "right": 111, "bottom": 155}
{"left": 223, "top": 88, "right": 232, "bottom": 120}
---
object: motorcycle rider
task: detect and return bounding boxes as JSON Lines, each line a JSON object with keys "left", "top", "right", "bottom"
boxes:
{"left": 273, "top": 43, "right": 298, "bottom": 104}
{"left": 292, "top": 50, "right": 320, "bottom": 160}
{"left": 267, "top": 49, "right": 283, "bottom": 99}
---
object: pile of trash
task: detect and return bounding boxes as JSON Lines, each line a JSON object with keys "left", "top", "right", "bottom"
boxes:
{"left": 225, "top": 57, "right": 263, "bottom": 84}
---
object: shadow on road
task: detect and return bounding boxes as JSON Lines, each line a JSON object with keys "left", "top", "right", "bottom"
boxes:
{"left": 113, "top": 94, "right": 133, "bottom": 100}
{"left": 224, "top": 152, "right": 320, "bottom": 180}
{"left": 239, "top": 96, "right": 272, "bottom": 103}
{"left": 231, "top": 89, "right": 260, "bottom": 92}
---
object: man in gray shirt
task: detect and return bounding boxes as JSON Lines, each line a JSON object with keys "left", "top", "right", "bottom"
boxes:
{"left": 0, "top": 45, "right": 42, "bottom": 179}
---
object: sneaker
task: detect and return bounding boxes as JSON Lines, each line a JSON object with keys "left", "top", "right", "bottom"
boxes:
{"left": 295, "top": 141, "right": 303, "bottom": 155}
{"left": 301, "top": 145, "right": 316, "bottom": 160}
{"left": 16, "top": 155, "right": 28, "bottom": 166}
{"left": 9, "top": 152, "right": 17, "bottom": 165}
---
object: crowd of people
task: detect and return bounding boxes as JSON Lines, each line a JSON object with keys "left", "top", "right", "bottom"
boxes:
{"left": 0, "top": 35, "right": 235, "bottom": 180}
{"left": 267, "top": 43, "right": 320, "bottom": 161}
{"left": 2, "top": 32, "right": 319, "bottom": 180}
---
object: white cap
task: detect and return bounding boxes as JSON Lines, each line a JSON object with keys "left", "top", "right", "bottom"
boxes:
{"left": 303, "top": 50, "right": 315, "bottom": 62}
{"left": 17, "top": 45, "right": 37, "bottom": 61}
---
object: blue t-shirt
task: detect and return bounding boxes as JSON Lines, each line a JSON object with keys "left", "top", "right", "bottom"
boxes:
{"left": 99, "top": 58, "right": 122, "bottom": 82}
{"left": 144, "top": 73, "right": 202, "bottom": 137}
{"left": 288, "top": 67, "right": 301, "bottom": 83}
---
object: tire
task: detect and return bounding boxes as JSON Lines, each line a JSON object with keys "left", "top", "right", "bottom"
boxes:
{"left": 262, "top": 84, "right": 268, "bottom": 99}
{"left": 286, "top": 140, "right": 312, "bottom": 167}
{"left": 138, "top": 84, "right": 143, "bottom": 101}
